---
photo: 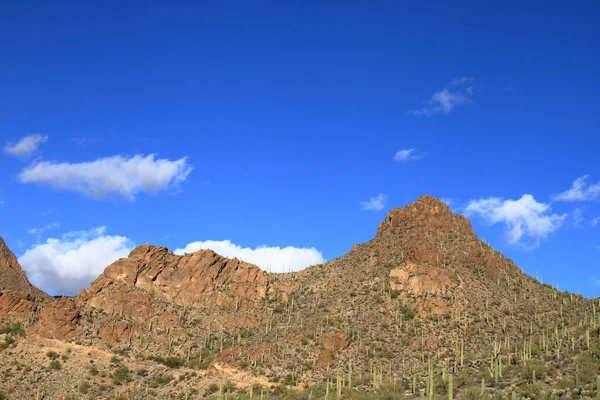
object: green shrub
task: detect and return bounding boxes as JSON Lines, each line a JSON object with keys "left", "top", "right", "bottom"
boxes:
{"left": 148, "top": 355, "right": 184, "bottom": 369}
{"left": 78, "top": 382, "right": 91, "bottom": 394}
{"left": 459, "top": 387, "right": 489, "bottom": 400}
{"left": 49, "top": 360, "right": 62, "bottom": 370}
{"left": 206, "top": 383, "right": 219, "bottom": 395}
{"left": 111, "top": 366, "right": 132, "bottom": 385}
{"left": 399, "top": 304, "right": 416, "bottom": 320}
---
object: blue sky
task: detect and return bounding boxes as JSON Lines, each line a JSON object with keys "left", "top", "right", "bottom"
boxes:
{"left": 1, "top": 1, "right": 599, "bottom": 297}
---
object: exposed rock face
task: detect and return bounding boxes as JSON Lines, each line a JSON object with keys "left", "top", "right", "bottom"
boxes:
{"left": 97, "top": 318, "right": 141, "bottom": 343}
{"left": 319, "top": 332, "right": 351, "bottom": 351}
{"left": 389, "top": 263, "right": 459, "bottom": 295}
{"left": 79, "top": 245, "right": 270, "bottom": 312}
{"left": 0, "top": 291, "right": 38, "bottom": 322}
{"left": 0, "top": 237, "right": 48, "bottom": 299}
{"left": 29, "top": 297, "right": 80, "bottom": 340}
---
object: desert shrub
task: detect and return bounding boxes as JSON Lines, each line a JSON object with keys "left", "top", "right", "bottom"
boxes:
{"left": 459, "top": 387, "right": 489, "bottom": 400}
{"left": 0, "top": 335, "right": 15, "bottom": 350}
{"left": 148, "top": 374, "right": 173, "bottom": 388}
{"left": 575, "top": 352, "right": 599, "bottom": 384}
{"left": 283, "top": 374, "right": 297, "bottom": 386}
{"left": 78, "top": 381, "right": 91, "bottom": 394}
{"left": 111, "top": 366, "right": 132, "bottom": 385}
{"left": 222, "top": 381, "right": 237, "bottom": 393}
{"left": 148, "top": 355, "right": 184, "bottom": 368}
{"left": 399, "top": 304, "right": 416, "bottom": 320}
{"left": 0, "top": 322, "right": 24, "bottom": 336}
{"left": 110, "top": 355, "right": 121, "bottom": 364}
{"left": 88, "top": 364, "right": 99, "bottom": 376}
{"left": 520, "top": 360, "right": 547, "bottom": 382}
{"left": 49, "top": 360, "right": 62, "bottom": 370}
{"left": 206, "top": 383, "right": 219, "bottom": 395}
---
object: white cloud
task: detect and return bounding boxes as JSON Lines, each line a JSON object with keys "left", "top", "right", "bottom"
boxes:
{"left": 360, "top": 193, "right": 386, "bottom": 212}
{"left": 28, "top": 222, "right": 60, "bottom": 235}
{"left": 591, "top": 217, "right": 600, "bottom": 227}
{"left": 394, "top": 148, "right": 420, "bottom": 163}
{"left": 411, "top": 88, "right": 472, "bottom": 116}
{"left": 465, "top": 194, "right": 567, "bottom": 247}
{"left": 3, "top": 134, "right": 48, "bottom": 158}
{"left": 18, "top": 153, "right": 192, "bottom": 200}
{"left": 18, "top": 227, "right": 134, "bottom": 296}
{"left": 174, "top": 240, "right": 325, "bottom": 273}
{"left": 553, "top": 175, "right": 600, "bottom": 202}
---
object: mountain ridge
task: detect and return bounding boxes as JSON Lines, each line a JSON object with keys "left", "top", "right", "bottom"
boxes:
{"left": 0, "top": 195, "right": 598, "bottom": 400}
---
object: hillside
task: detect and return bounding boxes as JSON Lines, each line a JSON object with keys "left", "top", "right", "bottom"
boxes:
{"left": 0, "top": 195, "right": 598, "bottom": 400}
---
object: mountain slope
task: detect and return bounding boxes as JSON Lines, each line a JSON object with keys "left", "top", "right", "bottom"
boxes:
{"left": 0, "top": 196, "right": 598, "bottom": 400}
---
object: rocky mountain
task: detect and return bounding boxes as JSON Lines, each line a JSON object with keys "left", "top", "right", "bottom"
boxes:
{"left": 0, "top": 196, "right": 598, "bottom": 400}
{"left": 0, "top": 237, "right": 50, "bottom": 323}
{"left": 0, "top": 237, "right": 47, "bottom": 297}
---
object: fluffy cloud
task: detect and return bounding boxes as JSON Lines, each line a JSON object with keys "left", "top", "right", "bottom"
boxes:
{"left": 553, "top": 175, "right": 600, "bottom": 202}
{"left": 360, "top": 193, "right": 387, "bottom": 212}
{"left": 465, "top": 194, "right": 567, "bottom": 247}
{"left": 18, "top": 154, "right": 192, "bottom": 200}
{"left": 18, "top": 227, "right": 133, "bottom": 295}
{"left": 591, "top": 217, "right": 599, "bottom": 227}
{"left": 394, "top": 148, "right": 420, "bottom": 162}
{"left": 174, "top": 240, "right": 325, "bottom": 273}
{"left": 3, "top": 134, "right": 48, "bottom": 158}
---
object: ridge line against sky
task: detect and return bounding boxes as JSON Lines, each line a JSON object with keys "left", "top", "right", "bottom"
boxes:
{"left": 2, "top": 131, "right": 597, "bottom": 295}
{"left": 0, "top": 1, "right": 598, "bottom": 297}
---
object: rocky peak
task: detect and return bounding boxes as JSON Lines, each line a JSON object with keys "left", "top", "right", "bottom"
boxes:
{"left": 0, "top": 236, "right": 49, "bottom": 299}
{"left": 376, "top": 195, "right": 474, "bottom": 239}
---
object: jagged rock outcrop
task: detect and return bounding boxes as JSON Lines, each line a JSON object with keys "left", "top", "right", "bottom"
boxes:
{"left": 29, "top": 297, "right": 80, "bottom": 340}
{"left": 0, "top": 237, "right": 49, "bottom": 300}
{"left": 0, "top": 291, "right": 38, "bottom": 322}
{"left": 79, "top": 244, "right": 270, "bottom": 313}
